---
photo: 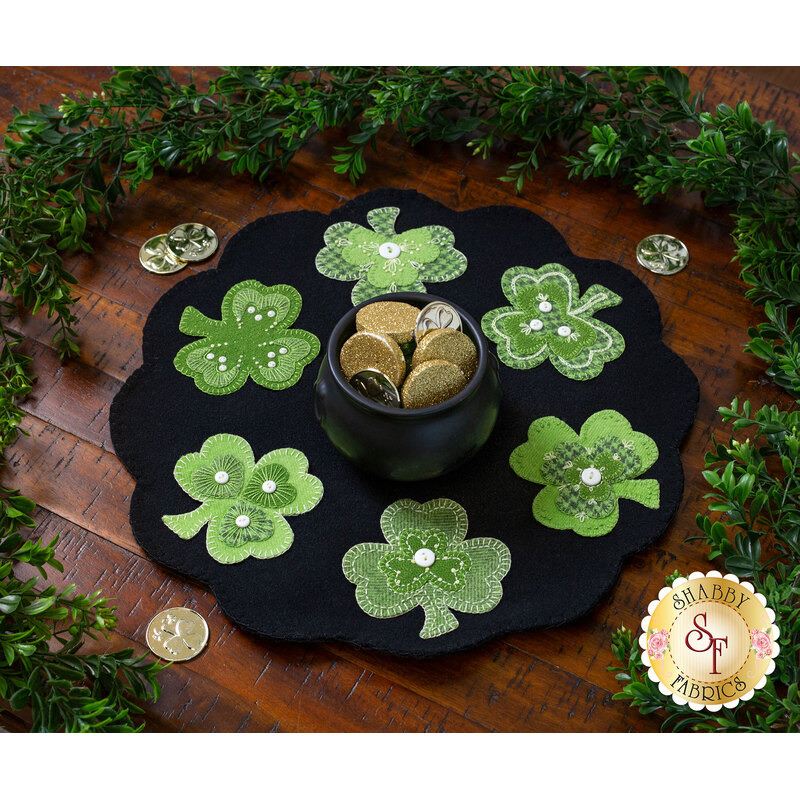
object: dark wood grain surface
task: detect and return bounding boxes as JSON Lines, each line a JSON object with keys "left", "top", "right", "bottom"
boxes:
{"left": 1, "top": 66, "right": 797, "bottom": 732}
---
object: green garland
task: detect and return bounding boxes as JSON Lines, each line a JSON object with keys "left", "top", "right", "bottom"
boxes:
{"left": 0, "top": 489, "right": 163, "bottom": 730}
{"left": 1, "top": 66, "right": 798, "bottom": 731}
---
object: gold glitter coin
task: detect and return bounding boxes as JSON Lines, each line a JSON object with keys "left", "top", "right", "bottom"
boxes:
{"left": 165, "top": 222, "right": 219, "bottom": 262}
{"left": 401, "top": 359, "right": 467, "bottom": 409}
{"left": 411, "top": 328, "right": 478, "bottom": 380}
{"left": 339, "top": 331, "right": 406, "bottom": 387}
{"left": 349, "top": 369, "right": 402, "bottom": 407}
{"left": 139, "top": 234, "right": 189, "bottom": 274}
{"left": 146, "top": 607, "right": 209, "bottom": 662}
{"left": 355, "top": 301, "right": 420, "bottom": 345}
{"left": 414, "top": 301, "right": 462, "bottom": 342}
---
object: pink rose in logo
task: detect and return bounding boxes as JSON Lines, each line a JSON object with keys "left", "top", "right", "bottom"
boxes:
{"left": 648, "top": 629, "right": 669, "bottom": 660}
{"left": 750, "top": 628, "right": 772, "bottom": 659}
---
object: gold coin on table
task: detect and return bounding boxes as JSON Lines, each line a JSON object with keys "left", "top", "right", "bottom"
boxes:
{"left": 355, "top": 301, "right": 420, "bottom": 345}
{"left": 146, "top": 607, "right": 209, "bottom": 662}
{"left": 339, "top": 331, "right": 406, "bottom": 387}
{"left": 349, "top": 369, "right": 402, "bottom": 407}
{"left": 165, "top": 222, "right": 219, "bottom": 262}
{"left": 412, "top": 328, "right": 478, "bottom": 380}
{"left": 636, "top": 234, "right": 689, "bottom": 275}
{"left": 402, "top": 359, "right": 467, "bottom": 409}
{"left": 139, "top": 234, "right": 189, "bottom": 274}
{"left": 414, "top": 301, "right": 462, "bottom": 342}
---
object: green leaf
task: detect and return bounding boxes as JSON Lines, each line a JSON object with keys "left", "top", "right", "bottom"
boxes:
{"left": 0, "top": 594, "right": 21, "bottom": 614}
{"left": 23, "top": 596, "right": 56, "bottom": 615}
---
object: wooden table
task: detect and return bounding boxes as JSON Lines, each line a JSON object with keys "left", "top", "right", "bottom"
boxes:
{"left": 1, "top": 67, "right": 796, "bottom": 732}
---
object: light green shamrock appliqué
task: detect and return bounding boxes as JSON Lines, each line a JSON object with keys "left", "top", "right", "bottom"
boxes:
{"left": 509, "top": 410, "right": 659, "bottom": 537}
{"left": 162, "top": 434, "right": 323, "bottom": 564}
{"left": 174, "top": 280, "right": 320, "bottom": 395}
{"left": 342, "top": 499, "right": 511, "bottom": 639}
{"left": 315, "top": 206, "right": 467, "bottom": 305}
{"left": 481, "top": 264, "right": 624, "bottom": 380}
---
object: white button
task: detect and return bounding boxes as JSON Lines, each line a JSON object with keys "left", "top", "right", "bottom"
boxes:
{"left": 538, "top": 300, "right": 552, "bottom": 313}
{"left": 267, "top": 361, "right": 276, "bottom": 368}
{"left": 218, "top": 356, "right": 227, "bottom": 363}
{"left": 214, "top": 471, "right": 229, "bottom": 484}
{"left": 267, "top": 352, "right": 275, "bottom": 358}
{"left": 267, "top": 310, "right": 276, "bottom": 318}
{"left": 235, "top": 515, "right": 250, "bottom": 528}
{"left": 262, "top": 480, "right": 277, "bottom": 494}
{"left": 529, "top": 319, "right": 543, "bottom": 331}
{"left": 219, "top": 365, "right": 227, "bottom": 372}
{"left": 378, "top": 242, "right": 401, "bottom": 259}
{"left": 413, "top": 548, "right": 436, "bottom": 567}
{"left": 247, "top": 306, "right": 256, "bottom": 314}
{"left": 557, "top": 325, "right": 572, "bottom": 337}
{"left": 206, "top": 352, "right": 214, "bottom": 360}
{"left": 581, "top": 467, "right": 602, "bottom": 486}
{"left": 279, "top": 347, "right": 288, "bottom": 354}
{"left": 254, "top": 314, "right": 263, "bottom": 321}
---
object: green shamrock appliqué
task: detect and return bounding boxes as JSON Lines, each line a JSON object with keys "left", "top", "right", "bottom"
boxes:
{"left": 315, "top": 206, "right": 467, "bottom": 305}
{"left": 162, "top": 433, "right": 323, "bottom": 563}
{"left": 481, "top": 264, "right": 624, "bottom": 380}
{"left": 509, "top": 410, "right": 659, "bottom": 537}
{"left": 174, "top": 281, "right": 320, "bottom": 395}
{"left": 342, "top": 499, "right": 511, "bottom": 639}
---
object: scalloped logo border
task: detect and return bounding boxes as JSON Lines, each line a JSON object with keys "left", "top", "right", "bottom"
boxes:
{"left": 640, "top": 570, "right": 779, "bottom": 712}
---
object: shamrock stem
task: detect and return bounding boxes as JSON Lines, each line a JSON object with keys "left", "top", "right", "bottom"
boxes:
{"left": 571, "top": 283, "right": 623, "bottom": 315}
{"left": 162, "top": 505, "right": 213, "bottom": 539}
{"left": 366, "top": 207, "right": 399, "bottom": 238}
{"left": 614, "top": 478, "right": 660, "bottom": 509}
{"left": 179, "top": 306, "right": 223, "bottom": 337}
{"left": 419, "top": 585, "right": 459, "bottom": 639}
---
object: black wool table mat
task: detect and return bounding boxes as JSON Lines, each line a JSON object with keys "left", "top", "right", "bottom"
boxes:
{"left": 110, "top": 189, "right": 699, "bottom": 657}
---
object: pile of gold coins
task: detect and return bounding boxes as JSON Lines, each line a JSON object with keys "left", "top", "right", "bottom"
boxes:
{"left": 139, "top": 223, "right": 219, "bottom": 274}
{"left": 340, "top": 300, "right": 478, "bottom": 409}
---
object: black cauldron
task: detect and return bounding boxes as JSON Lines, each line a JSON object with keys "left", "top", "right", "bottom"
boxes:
{"left": 314, "top": 292, "right": 501, "bottom": 481}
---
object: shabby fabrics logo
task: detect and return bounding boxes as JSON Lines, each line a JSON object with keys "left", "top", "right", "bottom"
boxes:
{"left": 641, "top": 571, "right": 779, "bottom": 711}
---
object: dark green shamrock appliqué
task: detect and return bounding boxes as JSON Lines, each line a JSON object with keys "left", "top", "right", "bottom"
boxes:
{"left": 162, "top": 433, "right": 323, "bottom": 563}
{"left": 482, "top": 264, "right": 624, "bottom": 380}
{"left": 315, "top": 206, "right": 467, "bottom": 305}
{"left": 509, "top": 410, "right": 659, "bottom": 537}
{"left": 174, "top": 280, "right": 320, "bottom": 395}
{"left": 342, "top": 499, "right": 511, "bottom": 639}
